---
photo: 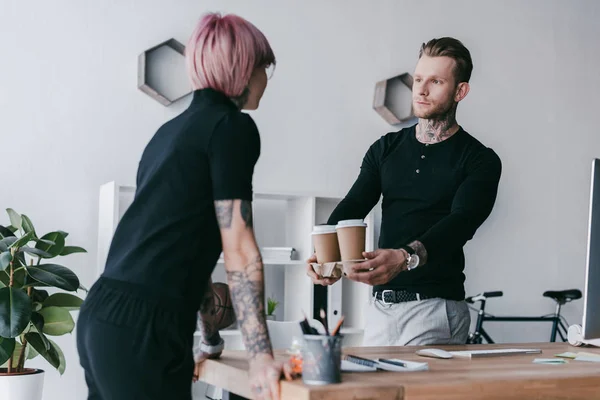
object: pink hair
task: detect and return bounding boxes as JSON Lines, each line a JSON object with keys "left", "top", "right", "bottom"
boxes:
{"left": 186, "top": 13, "right": 276, "bottom": 96}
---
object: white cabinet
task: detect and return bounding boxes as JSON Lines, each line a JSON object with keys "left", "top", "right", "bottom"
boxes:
{"left": 97, "top": 182, "right": 378, "bottom": 349}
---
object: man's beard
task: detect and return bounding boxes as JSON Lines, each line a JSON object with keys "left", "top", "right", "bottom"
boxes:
{"left": 413, "top": 98, "right": 456, "bottom": 120}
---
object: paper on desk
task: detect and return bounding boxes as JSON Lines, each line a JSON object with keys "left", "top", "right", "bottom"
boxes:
{"left": 341, "top": 359, "right": 429, "bottom": 372}
{"left": 533, "top": 358, "right": 569, "bottom": 364}
{"left": 341, "top": 359, "right": 377, "bottom": 372}
{"left": 379, "top": 359, "right": 429, "bottom": 372}
{"left": 554, "top": 351, "right": 600, "bottom": 362}
{"left": 574, "top": 352, "right": 600, "bottom": 363}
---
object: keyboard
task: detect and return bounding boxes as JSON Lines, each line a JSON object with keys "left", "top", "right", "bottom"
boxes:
{"left": 449, "top": 348, "right": 542, "bottom": 358}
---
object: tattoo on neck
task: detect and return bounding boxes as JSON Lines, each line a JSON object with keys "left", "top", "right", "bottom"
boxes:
{"left": 215, "top": 200, "right": 233, "bottom": 228}
{"left": 408, "top": 240, "right": 428, "bottom": 267}
{"left": 226, "top": 255, "right": 272, "bottom": 359}
{"left": 416, "top": 105, "right": 458, "bottom": 144}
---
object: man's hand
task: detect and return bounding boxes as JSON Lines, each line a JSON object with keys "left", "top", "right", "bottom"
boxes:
{"left": 249, "top": 354, "right": 294, "bottom": 400}
{"left": 346, "top": 249, "right": 407, "bottom": 286}
{"left": 192, "top": 343, "right": 223, "bottom": 382}
{"left": 305, "top": 253, "right": 341, "bottom": 286}
{"left": 192, "top": 333, "right": 224, "bottom": 382}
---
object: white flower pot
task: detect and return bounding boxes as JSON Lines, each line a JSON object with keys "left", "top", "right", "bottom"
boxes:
{"left": 0, "top": 369, "right": 45, "bottom": 400}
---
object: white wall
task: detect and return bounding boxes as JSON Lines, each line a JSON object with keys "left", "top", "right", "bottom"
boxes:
{"left": 1, "top": 0, "right": 600, "bottom": 398}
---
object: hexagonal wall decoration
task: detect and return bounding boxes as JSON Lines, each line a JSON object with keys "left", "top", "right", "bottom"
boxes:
{"left": 373, "top": 72, "right": 414, "bottom": 125}
{"left": 137, "top": 38, "right": 192, "bottom": 106}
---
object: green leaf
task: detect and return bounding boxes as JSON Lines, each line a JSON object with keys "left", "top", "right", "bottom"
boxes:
{"left": 29, "top": 313, "right": 50, "bottom": 352}
{"left": 9, "top": 231, "right": 34, "bottom": 249}
{"left": 47, "top": 338, "right": 65, "bottom": 375}
{"left": 59, "top": 246, "right": 87, "bottom": 256}
{"left": 0, "top": 287, "right": 32, "bottom": 338}
{"left": 21, "top": 215, "right": 36, "bottom": 237}
{"left": 26, "top": 264, "right": 79, "bottom": 291}
{"left": 1, "top": 237, "right": 17, "bottom": 248}
{"left": 19, "top": 246, "right": 52, "bottom": 258}
{"left": 0, "top": 225, "right": 15, "bottom": 239}
{"left": 35, "top": 232, "right": 65, "bottom": 258}
{"left": 0, "top": 251, "right": 11, "bottom": 270}
{"left": 32, "top": 289, "right": 49, "bottom": 303}
{"left": 31, "top": 312, "right": 45, "bottom": 336}
{"left": 35, "top": 238, "right": 55, "bottom": 246}
{"left": 57, "top": 231, "right": 69, "bottom": 239}
{"left": 6, "top": 209, "right": 22, "bottom": 231}
{"left": 0, "top": 337, "right": 15, "bottom": 365}
{"left": 27, "top": 342, "right": 39, "bottom": 360}
{"left": 38, "top": 307, "right": 74, "bottom": 336}
{"left": 24, "top": 332, "right": 60, "bottom": 370}
{"left": 43, "top": 293, "right": 84, "bottom": 311}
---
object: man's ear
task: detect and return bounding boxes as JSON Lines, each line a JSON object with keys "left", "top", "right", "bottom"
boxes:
{"left": 455, "top": 82, "right": 470, "bottom": 102}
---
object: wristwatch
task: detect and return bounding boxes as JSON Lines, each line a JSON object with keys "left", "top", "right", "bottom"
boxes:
{"left": 194, "top": 337, "right": 225, "bottom": 362}
{"left": 400, "top": 245, "right": 420, "bottom": 270}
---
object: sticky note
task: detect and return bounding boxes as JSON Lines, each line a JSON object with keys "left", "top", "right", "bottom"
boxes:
{"left": 554, "top": 352, "right": 577, "bottom": 359}
{"left": 533, "top": 358, "right": 568, "bottom": 364}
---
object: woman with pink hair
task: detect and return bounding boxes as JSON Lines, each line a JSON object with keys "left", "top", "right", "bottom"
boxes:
{"left": 77, "top": 13, "right": 292, "bottom": 400}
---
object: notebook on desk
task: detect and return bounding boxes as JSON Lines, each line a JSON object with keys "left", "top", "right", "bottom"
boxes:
{"left": 342, "top": 355, "right": 429, "bottom": 372}
{"left": 449, "top": 348, "right": 542, "bottom": 358}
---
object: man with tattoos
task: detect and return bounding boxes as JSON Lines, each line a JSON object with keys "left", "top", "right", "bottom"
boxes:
{"left": 307, "top": 37, "right": 502, "bottom": 346}
{"left": 77, "top": 13, "right": 291, "bottom": 400}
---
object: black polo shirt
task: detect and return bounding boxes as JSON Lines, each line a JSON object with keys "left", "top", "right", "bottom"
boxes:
{"left": 328, "top": 125, "right": 502, "bottom": 300}
{"left": 102, "top": 88, "right": 260, "bottom": 309}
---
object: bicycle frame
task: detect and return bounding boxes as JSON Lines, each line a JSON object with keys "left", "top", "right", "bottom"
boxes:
{"left": 469, "top": 298, "right": 570, "bottom": 343}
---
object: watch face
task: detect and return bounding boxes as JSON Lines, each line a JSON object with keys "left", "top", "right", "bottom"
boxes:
{"left": 408, "top": 254, "right": 420, "bottom": 269}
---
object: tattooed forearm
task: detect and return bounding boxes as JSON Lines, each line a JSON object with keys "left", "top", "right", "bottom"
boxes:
{"left": 408, "top": 240, "right": 428, "bottom": 267}
{"left": 197, "top": 279, "right": 221, "bottom": 344}
{"left": 215, "top": 200, "right": 234, "bottom": 228}
{"left": 226, "top": 255, "right": 272, "bottom": 359}
{"left": 240, "top": 200, "right": 253, "bottom": 228}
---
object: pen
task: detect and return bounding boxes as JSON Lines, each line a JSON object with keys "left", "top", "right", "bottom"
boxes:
{"left": 378, "top": 358, "right": 408, "bottom": 368}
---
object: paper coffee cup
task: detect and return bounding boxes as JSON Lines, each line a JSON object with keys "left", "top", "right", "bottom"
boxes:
{"left": 335, "top": 219, "right": 367, "bottom": 261}
{"left": 311, "top": 225, "right": 341, "bottom": 263}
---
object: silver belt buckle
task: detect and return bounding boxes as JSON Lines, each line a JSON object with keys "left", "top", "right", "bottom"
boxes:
{"left": 381, "top": 290, "right": 394, "bottom": 305}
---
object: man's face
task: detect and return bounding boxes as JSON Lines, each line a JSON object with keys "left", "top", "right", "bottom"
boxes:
{"left": 412, "top": 55, "right": 460, "bottom": 119}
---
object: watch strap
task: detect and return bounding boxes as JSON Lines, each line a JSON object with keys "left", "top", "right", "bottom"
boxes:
{"left": 400, "top": 245, "right": 415, "bottom": 255}
{"left": 194, "top": 337, "right": 225, "bottom": 361}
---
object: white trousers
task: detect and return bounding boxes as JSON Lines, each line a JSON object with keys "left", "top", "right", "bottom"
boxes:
{"left": 362, "top": 295, "right": 471, "bottom": 346}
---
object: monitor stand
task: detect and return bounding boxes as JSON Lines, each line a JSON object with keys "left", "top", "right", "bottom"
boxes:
{"left": 568, "top": 324, "right": 600, "bottom": 347}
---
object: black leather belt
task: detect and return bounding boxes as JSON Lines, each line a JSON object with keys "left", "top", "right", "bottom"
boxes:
{"left": 373, "top": 289, "right": 435, "bottom": 304}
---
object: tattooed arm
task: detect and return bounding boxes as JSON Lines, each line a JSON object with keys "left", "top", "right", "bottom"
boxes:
{"left": 197, "top": 278, "right": 222, "bottom": 345}
{"left": 214, "top": 199, "right": 273, "bottom": 360}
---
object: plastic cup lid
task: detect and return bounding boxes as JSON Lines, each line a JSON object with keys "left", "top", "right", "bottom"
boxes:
{"left": 311, "top": 225, "right": 337, "bottom": 235}
{"left": 335, "top": 219, "right": 367, "bottom": 229}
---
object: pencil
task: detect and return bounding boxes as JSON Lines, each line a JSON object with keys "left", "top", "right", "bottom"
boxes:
{"left": 331, "top": 316, "right": 345, "bottom": 336}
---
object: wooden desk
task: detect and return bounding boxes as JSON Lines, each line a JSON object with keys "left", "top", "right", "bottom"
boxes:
{"left": 197, "top": 342, "right": 600, "bottom": 400}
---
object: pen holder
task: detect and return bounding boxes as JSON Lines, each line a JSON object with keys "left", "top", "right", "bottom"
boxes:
{"left": 301, "top": 334, "right": 343, "bottom": 385}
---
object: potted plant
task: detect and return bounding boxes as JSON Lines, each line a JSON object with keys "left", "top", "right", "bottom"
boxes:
{"left": 266, "top": 297, "right": 279, "bottom": 321}
{"left": 0, "top": 209, "right": 86, "bottom": 400}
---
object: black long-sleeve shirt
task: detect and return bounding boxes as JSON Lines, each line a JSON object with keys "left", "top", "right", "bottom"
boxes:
{"left": 328, "top": 124, "right": 501, "bottom": 300}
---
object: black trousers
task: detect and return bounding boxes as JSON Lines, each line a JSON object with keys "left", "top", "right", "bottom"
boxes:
{"left": 77, "top": 277, "right": 196, "bottom": 400}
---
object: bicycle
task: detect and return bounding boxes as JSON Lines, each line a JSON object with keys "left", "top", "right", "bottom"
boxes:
{"left": 465, "top": 289, "right": 582, "bottom": 344}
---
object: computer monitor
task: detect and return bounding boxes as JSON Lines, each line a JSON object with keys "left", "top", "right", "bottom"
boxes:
{"left": 583, "top": 158, "right": 600, "bottom": 340}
